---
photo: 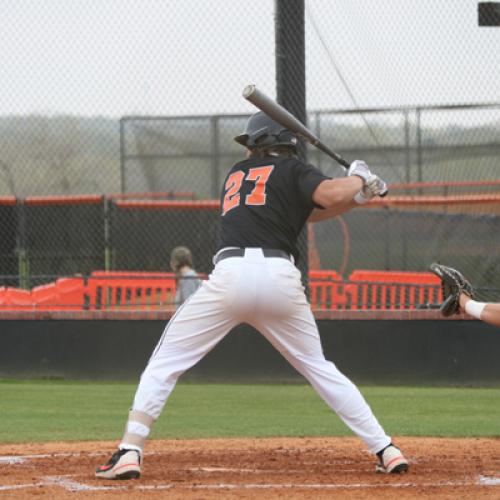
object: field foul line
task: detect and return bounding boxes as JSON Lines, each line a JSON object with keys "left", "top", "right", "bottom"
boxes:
{"left": 0, "top": 453, "right": 77, "bottom": 464}
{"left": 0, "top": 452, "right": 111, "bottom": 465}
{"left": 1, "top": 475, "right": 498, "bottom": 493}
{"left": 0, "top": 483, "right": 45, "bottom": 491}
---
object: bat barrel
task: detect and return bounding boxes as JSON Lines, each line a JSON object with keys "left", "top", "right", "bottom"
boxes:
{"left": 242, "top": 84, "right": 255, "bottom": 98}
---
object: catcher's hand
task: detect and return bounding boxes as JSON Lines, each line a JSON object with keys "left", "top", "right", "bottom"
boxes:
{"left": 430, "top": 263, "right": 476, "bottom": 317}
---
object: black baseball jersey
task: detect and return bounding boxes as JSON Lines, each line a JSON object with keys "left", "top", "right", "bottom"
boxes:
{"left": 217, "top": 155, "right": 330, "bottom": 262}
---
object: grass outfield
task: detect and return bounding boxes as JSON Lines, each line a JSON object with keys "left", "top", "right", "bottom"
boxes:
{"left": 1, "top": 380, "right": 499, "bottom": 443}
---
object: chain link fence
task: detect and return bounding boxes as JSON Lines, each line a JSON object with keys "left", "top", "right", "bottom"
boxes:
{"left": 1, "top": 1, "right": 499, "bottom": 306}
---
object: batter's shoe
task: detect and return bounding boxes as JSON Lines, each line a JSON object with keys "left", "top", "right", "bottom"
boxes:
{"left": 375, "top": 444, "right": 409, "bottom": 474}
{"left": 95, "top": 448, "right": 141, "bottom": 480}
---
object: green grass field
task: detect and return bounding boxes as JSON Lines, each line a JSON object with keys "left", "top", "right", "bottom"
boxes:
{"left": 1, "top": 380, "right": 499, "bottom": 443}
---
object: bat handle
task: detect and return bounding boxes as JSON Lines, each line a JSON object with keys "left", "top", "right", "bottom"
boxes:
{"left": 315, "top": 142, "right": 350, "bottom": 170}
{"left": 336, "top": 156, "right": 350, "bottom": 169}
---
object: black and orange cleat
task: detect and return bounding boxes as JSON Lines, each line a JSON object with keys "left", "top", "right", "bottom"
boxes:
{"left": 95, "top": 448, "right": 141, "bottom": 480}
{"left": 375, "top": 444, "right": 409, "bottom": 474}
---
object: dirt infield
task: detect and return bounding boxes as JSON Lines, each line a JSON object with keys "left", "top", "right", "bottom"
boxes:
{"left": 1, "top": 437, "right": 499, "bottom": 499}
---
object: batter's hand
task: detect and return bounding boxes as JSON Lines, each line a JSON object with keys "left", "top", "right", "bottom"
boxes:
{"left": 365, "top": 174, "right": 387, "bottom": 197}
{"left": 347, "top": 160, "right": 372, "bottom": 184}
{"left": 354, "top": 174, "right": 387, "bottom": 204}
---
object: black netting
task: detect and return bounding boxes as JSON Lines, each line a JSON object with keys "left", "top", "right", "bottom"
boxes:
{"left": 110, "top": 205, "right": 219, "bottom": 274}
{"left": 24, "top": 202, "right": 105, "bottom": 286}
{"left": 0, "top": 203, "right": 18, "bottom": 287}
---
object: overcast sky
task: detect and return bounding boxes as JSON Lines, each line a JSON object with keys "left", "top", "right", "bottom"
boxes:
{"left": 1, "top": 0, "right": 498, "bottom": 117}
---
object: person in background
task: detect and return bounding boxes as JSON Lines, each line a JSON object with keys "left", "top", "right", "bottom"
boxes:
{"left": 170, "top": 246, "right": 201, "bottom": 308}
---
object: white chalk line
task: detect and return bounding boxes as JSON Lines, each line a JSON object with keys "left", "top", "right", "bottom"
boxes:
{"left": 187, "top": 467, "right": 272, "bottom": 473}
{"left": 478, "top": 475, "right": 500, "bottom": 486}
{"left": 43, "top": 476, "right": 126, "bottom": 491}
{"left": 0, "top": 483, "right": 45, "bottom": 491}
{"left": 0, "top": 454, "right": 67, "bottom": 464}
{"left": 0, "top": 452, "right": 106, "bottom": 465}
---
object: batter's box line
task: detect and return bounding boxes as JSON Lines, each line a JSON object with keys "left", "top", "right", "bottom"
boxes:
{"left": 0, "top": 452, "right": 78, "bottom": 464}
{"left": 0, "top": 483, "right": 45, "bottom": 492}
{"left": 43, "top": 476, "right": 126, "bottom": 492}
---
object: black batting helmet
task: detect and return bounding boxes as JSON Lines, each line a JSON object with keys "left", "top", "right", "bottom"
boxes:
{"left": 234, "top": 111, "right": 298, "bottom": 151}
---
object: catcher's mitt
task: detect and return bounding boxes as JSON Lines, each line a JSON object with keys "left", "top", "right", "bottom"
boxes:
{"left": 430, "top": 263, "right": 475, "bottom": 317}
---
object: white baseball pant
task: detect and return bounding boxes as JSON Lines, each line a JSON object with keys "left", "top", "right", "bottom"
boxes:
{"left": 125, "top": 248, "right": 391, "bottom": 454}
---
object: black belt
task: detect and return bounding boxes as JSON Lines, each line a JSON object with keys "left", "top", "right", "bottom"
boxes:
{"left": 214, "top": 248, "right": 291, "bottom": 265}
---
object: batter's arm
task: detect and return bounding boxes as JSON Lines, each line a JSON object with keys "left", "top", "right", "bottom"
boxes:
{"left": 308, "top": 176, "right": 363, "bottom": 223}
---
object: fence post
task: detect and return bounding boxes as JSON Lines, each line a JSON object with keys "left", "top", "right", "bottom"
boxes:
{"left": 314, "top": 110, "right": 322, "bottom": 171}
{"left": 119, "top": 118, "right": 126, "bottom": 194}
{"left": 16, "top": 199, "right": 29, "bottom": 289}
{"left": 275, "top": 0, "right": 308, "bottom": 283}
{"left": 211, "top": 116, "right": 220, "bottom": 199}
{"left": 404, "top": 109, "right": 411, "bottom": 184}
{"left": 103, "top": 196, "right": 112, "bottom": 272}
{"left": 416, "top": 107, "right": 423, "bottom": 192}
{"left": 402, "top": 109, "right": 411, "bottom": 269}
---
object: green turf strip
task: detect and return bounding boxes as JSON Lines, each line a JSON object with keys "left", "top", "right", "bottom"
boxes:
{"left": 0, "top": 380, "right": 499, "bottom": 443}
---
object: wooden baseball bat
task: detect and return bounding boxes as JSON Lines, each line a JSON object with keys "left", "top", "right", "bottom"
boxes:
{"left": 243, "top": 84, "right": 349, "bottom": 170}
{"left": 242, "top": 84, "right": 388, "bottom": 196}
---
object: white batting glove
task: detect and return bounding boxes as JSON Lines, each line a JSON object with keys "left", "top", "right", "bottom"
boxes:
{"left": 347, "top": 160, "right": 372, "bottom": 184}
{"left": 366, "top": 174, "right": 388, "bottom": 197}
{"left": 354, "top": 174, "right": 388, "bottom": 204}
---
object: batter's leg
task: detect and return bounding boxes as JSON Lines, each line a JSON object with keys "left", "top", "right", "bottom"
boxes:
{"left": 253, "top": 308, "right": 391, "bottom": 455}
{"left": 119, "top": 278, "right": 239, "bottom": 453}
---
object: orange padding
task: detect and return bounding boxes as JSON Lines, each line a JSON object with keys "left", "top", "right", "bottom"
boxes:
{"left": 0, "top": 278, "right": 86, "bottom": 311}
{"left": 0, "top": 272, "right": 179, "bottom": 311}
{"left": 370, "top": 194, "right": 500, "bottom": 207}
{"left": 389, "top": 179, "right": 500, "bottom": 191}
{"left": 0, "top": 196, "right": 16, "bottom": 206}
{"left": 115, "top": 200, "right": 220, "bottom": 210}
{"left": 109, "top": 191, "right": 196, "bottom": 200}
{"left": 0, "top": 269, "right": 443, "bottom": 312}
{"left": 25, "top": 195, "right": 103, "bottom": 206}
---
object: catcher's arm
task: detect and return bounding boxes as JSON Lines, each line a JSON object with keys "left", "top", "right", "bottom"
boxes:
{"left": 429, "top": 263, "right": 475, "bottom": 317}
{"left": 459, "top": 293, "right": 500, "bottom": 327}
{"left": 430, "top": 263, "right": 500, "bottom": 326}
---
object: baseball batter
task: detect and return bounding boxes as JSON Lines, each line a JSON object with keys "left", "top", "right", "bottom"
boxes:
{"left": 96, "top": 111, "right": 409, "bottom": 479}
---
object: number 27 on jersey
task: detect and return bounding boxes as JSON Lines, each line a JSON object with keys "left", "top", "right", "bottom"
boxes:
{"left": 222, "top": 165, "right": 274, "bottom": 215}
